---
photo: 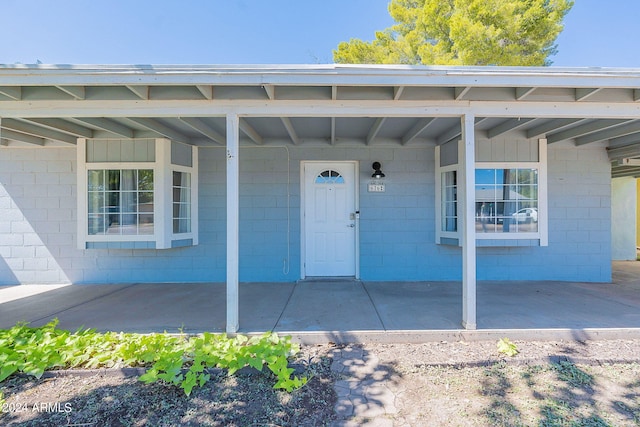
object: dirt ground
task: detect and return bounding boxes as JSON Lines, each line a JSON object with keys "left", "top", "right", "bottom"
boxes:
{"left": 1, "top": 339, "right": 640, "bottom": 426}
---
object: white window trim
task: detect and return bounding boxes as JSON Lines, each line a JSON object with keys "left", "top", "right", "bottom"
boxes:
{"left": 435, "top": 144, "right": 460, "bottom": 243}
{"left": 77, "top": 138, "right": 198, "bottom": 250}
{"left": 474, "top": 140, "right": 548, "bottom": 245}
{"left": 435, "top": 138, "right": 548, "bottom": 246}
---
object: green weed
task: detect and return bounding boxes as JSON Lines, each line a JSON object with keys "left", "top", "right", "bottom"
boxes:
{"left": 0, "top": 319, "right": 307, "bottom": 396}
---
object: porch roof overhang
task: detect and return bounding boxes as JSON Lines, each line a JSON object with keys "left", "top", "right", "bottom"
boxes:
{"left": 1, "top": 64, "right": 640, "bottom": 178}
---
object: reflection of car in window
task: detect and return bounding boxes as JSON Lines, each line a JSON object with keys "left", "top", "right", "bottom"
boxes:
{"left": 512, "top": 208, "right": 538, "bottom": 223}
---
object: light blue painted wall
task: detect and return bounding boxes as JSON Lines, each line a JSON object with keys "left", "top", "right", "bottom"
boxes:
{"left": 0, "top": 142, "right": 612, "bottom": 284}
{"left": 611, "top": 177, "right": 637, "bottom": 260}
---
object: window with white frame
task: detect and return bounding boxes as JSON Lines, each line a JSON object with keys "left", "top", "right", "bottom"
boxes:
{"left": 435, "top": 138, "right": 547, "bottom": 246}
{"left": 475, "top": 168, "right": 539, "bottom": 234}
{"left": 172, "top": 171, "right": 191, "bottom": 234}
{"left": 78, "top": 138, "right": 198, "bottom": 249}
{"left": 88, "top": 169, "right": 154, "bottom": 235}
{"left": 441, "top": 170, "right": 458, "bottom": 233}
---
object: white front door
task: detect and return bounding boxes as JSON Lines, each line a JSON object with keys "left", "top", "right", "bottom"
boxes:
{"left": 303, "top": 161, "right": 358, "bottom": 277}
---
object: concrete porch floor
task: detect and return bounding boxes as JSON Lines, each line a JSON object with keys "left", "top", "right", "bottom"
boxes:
{"left": 1, "top": 261, "right": 639, "bottom": 343}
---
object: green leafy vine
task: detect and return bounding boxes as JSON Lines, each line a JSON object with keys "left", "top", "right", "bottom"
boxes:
{"left": 0, "top": 319, "right": 307, "bottom": 396}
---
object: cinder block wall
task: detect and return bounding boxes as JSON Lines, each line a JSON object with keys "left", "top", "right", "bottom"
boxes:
{"left": 0, "top": 142, "right": 612, "bottom": 285}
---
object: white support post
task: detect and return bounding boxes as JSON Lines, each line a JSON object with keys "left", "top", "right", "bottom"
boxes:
{"left": 461, "top": 114, "right": 477, "bottom": 330}
{"left": 226, "top": 114, "right": 240, "bottom": 334}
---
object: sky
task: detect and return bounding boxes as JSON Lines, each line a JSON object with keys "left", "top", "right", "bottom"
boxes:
{"left": 1, "top": 0, "right": 639, "bottom": 67}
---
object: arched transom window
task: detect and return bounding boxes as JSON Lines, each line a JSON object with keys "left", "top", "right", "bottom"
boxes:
{"left": 315, "top": 170, "right": 345, "bottom": 184}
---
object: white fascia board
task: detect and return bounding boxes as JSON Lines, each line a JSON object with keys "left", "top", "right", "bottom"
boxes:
{"left": 1, "top": 64, "right": 640, "bottom": 89}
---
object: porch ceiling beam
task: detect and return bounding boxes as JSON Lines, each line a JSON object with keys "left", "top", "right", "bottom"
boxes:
{"left": 330, "top": 117, "right": 336, "bottom": 145}
{"left": 575, "top": 88, "right": 602, "bottom": 101}
{"left": 455, "top": 86, "right": 471, "bottom": 100}
{"left": 126, "top": 85, "right": 149, "bottom": 100}
{"left": 73, "top": 117, "right": 135, "bottom": 138}
{"left": 436, "top": 117, "right": 486, "bottom": 145}
{"left": 487, "top": 118, "right": 535, "bottom": 138}
{"left": 331, "top": 86, "right": 337, "bottom": 100}
{"left": 239, "top": 118, "right": 263, "bottom": 145}
{"left": 261, "top": 85, "right": 300, "bottom": 143}
{"left": 0, "top": 129, "right": 45, "bottom": 146}
{"left": 178, "top": 117, "right": 225, "bottom": 145}
{"left": 0, "top": 86, "right": 21, "bottom": 100}
{"left": 609, "top": 132, "right": 640, "bottom": 148}
{"left": 4, "top": 99, "right": 640, "bottom": 118}
{"left": 22, "top": 118, "right": 94, "bottom": 138}
{"left": 526, "top": 118, "right": 586, "bottom": 139}
{"left": 127, "top": 117, "right": 190, "bottom": 144}
{"left": 547, "top": 119, "right": 629, "bottom": 144}
{"left": 612, "top": 166, "right": 640, "bottom": 178}
{"left": 402, "top": 117, "right": 436, "bottom": 145}
{"left": 56, "top": 86, "right": 85, "bottom": 100}
{"left": 196, "top": 85, "right": 213, "bottom": 100}
{"left": 619, "top": 158, "right": 640, "bottom": 166}
{"left": 515, "top": 87, "right": 537, "bottom": 100}
{"left": 607, "top": 143, "right": 640, "bottom": 161}
{"left": 1, "top": 118, "right": 77, "bottom": 145}
{"left": 393, "top": 86, "right": 405, "bottom": 100}
{"left": 575, "top": 120, "right": 640, "bottom": 145}
{"left": 366, "top": 117, "right": 386, "bottom": 144}
{"left": 280, "top": 117, "right": 300, "bottom": 144}
{"left": 263, "top": 84, "right": 275, "bottom": 100}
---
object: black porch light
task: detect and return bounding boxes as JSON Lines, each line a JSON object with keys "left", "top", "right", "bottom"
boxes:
{"left": 371, "top": 161, "right": 385, "bottom": 179}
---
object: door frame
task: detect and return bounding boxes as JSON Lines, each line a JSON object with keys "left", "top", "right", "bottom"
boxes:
{"left": 300, "top": 160, "right": 360, "bottom": 279}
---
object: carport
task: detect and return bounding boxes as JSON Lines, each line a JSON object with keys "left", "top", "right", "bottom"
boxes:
{"left": 1, "top": 64, "right": 640, "bottom": 333}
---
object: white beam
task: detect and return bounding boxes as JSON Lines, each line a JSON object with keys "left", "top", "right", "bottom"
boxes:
{"left": 330, "top": 117, "right": 336, "bottom": 144}
{"left": 263, "top": 84, "right": 275, "bottom": 100}
{"left": 460, "top": 114, "right": 476, "bottom": 330}
{"left": 126, "top": 85, "right": 149, "bottom": 100}
{"left": 547, "top": 119, "right": 629, "bottom": 144}
{"left": 239, "top": 118, "right": 263, "bottom": 144}
{"left": 437, "top": 117, "right": 487, "bottom": 145}
{"left": 0, "top": 129, "right": 45, "bottom": 146}
{"left": 526, "top": 118, "right": 585, "bottom": 139}
{"left": 127, "top": 117, "right": 190, "bottom": 144}
{"left": 575, "top": 120, "right": 640, "bottom": 145}
{"left": 280, "top": 117, "right": 300, "bottom": 144}
{"left": 73, "top": 117, "right": 134, "bottom": 138}
{"left": 486, "top": 118, "right": 535, "bottom": 138}
{"left": 402, "top": 117, "right": 435, "bottom": 144}
{"left": 393, "top": 86, "right": 405, "bottom": 100}
{"left": 23, "top": 118, "right": 93, "bottom": 138}
{"left": 621, "top": 158, "right": 640, "bottom": 166}
{"left": 0, "top": 86, "right": 21, "bottom": 100}
{"left": 57, "top": 86, "right": 85, "bottom": 100}
{"left": 366, "top": 117, "right": 386, "bottom": 144}
{"left": 455, "top": 86, "right": 471, "bottom": 100}
{"left": 515, "top": 87, "right": 537, "bottom": 100}
{"left": 2, "top": 118, "right": 77, "bottom": 144}
{"left": 226, "top": 113, "right": 240, "bottom": 334}
{"left": 575, "top": 88, "right": 602, "bottom": 101}
{"left": 178, "top": 117, "right": 225, "bottom": 145}
{"left": 196, "top": 85, "right": 213, "bottom": 100}
{"left": 3, "top": 99, "right": 640, "bottom": 119}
